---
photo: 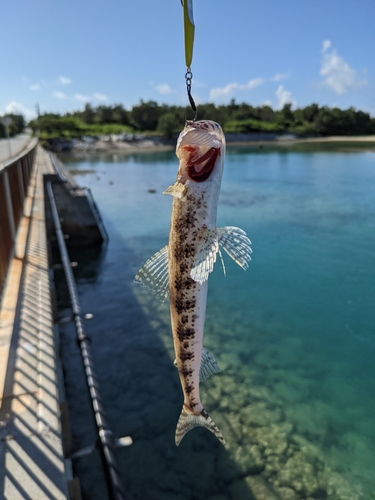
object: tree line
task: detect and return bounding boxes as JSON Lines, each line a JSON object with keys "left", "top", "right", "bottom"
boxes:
{"left": 19, "top": 100, "right": 375, "bottom": 139}
{"left": 0, "top": 114, "right": 25, "bottom": 138}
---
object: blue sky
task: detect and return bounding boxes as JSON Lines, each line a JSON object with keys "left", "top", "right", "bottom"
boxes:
{"left": 1, "top": 0, "right": 375, "bottom": 121}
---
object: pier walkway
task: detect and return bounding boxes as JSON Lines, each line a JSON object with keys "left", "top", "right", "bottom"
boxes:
{"left": 0, "top": 146, "right": 68, "bottom": 499}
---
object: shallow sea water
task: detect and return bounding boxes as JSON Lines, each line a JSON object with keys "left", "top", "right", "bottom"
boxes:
{"left": 57, "top": 145, "right": 375, "bottom": 500}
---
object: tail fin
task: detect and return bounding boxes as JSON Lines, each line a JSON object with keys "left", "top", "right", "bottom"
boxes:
{"left": 175, "top": 407, "right": 226, "bottom": 446}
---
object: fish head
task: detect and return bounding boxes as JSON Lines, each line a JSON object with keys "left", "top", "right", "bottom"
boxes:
{"left": 176, "top": 120, "right": 225, "bottom": 188}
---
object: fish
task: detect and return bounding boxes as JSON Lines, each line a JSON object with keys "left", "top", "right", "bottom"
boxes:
{"left": 135, "top": 120, "right": 252, "bottom": 446}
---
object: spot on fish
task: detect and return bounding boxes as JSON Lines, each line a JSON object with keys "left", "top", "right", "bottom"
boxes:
{"left": 183, "top": 278, "right": 195, "bottom": 290}
{"left": 184, "top": 299, "right": 196, "bottom": 311}
{"left": 179, "top": 350, "right": 194, "bottom": 362}
{"left": 183, "top": 243, "right": 195, "bottom": 258}
{"left": 179, "top": 262, "right": 189, "bottom": 274}
{"left": 177, "top": 324, "right": 195, "bottom": 341}
{"left": 181, "top": 366, "right": 193, "bottom": 377}
{"left": 189, "top": 399, "right": 198, "bottom": 410}
{"left": 174, "top": 275, "right": 184, "bottom": 292}
{"left": 183, "top": 211, "right": 198, "bottom": 229}
{"left": 181, "top": 315, "right": 189, "bottom": 325}
{"left": 175, "top": 297, "right": 196, "bottom": 314}
{"left": 185, "top": 383, "right": 194, "bottom": 394}
{"left": 174, "top": 246, "right": 185, "bottom": 262}
{"left": 175, "top": 298, "right": 184, "bottom": 314}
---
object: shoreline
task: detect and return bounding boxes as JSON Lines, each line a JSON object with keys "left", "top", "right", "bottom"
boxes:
{"left": 53, "top": 134, "right": 375, "bottom": 156}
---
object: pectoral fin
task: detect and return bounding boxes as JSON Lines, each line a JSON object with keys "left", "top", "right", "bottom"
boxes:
{"left": 216, "top": 226, "right": 252, "bottom": 270}
{"left": 163, "top": 181, "right": 186, "bottom": 198}
{"left": 190, "top": 226, "right": 252, "bottom": 284}
{"left": 134, "top": 246, "right": 169, "bottom": 302}
{"left": 190, "top": 230, "right": 219, "bottom": 283}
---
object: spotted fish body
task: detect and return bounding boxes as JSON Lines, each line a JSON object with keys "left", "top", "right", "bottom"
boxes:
{"left": 135, "top": 120, "right": 252, "bottom": 445}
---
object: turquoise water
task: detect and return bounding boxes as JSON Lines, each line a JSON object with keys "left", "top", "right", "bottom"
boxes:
{"left": 58, "top": 146, "right": 375, "bottom": 500}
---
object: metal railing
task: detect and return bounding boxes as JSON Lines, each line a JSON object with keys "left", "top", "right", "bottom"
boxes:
{"left": 46, "top": 181, "right": 127, "bottom": 500}
{"left": 0, "top": 137, "right": 38, "bottom": 296}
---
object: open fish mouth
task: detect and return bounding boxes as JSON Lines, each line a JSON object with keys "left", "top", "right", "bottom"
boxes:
{"left": 177, "top": 120, "right": 224, "bottom": 184}
{"left": 185, "top": 146, "right": 220, "bottom": 182}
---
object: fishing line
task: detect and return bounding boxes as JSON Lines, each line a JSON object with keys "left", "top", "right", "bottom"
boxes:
{"left": 182, "top": 0, "right": 197, "bottom": 120}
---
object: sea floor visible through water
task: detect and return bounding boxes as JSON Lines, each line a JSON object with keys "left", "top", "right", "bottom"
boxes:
{"left": 56, "top": 144, "right": 375, "bottom": 500}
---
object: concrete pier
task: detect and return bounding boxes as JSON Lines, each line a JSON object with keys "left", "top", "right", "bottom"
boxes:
{"left": 0, "top": 147, "right": 69, "bottom": 499}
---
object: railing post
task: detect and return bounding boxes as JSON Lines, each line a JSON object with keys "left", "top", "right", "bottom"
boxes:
{"left": 21, "top": 157, "right": 28, "bottom": 192}
{"left": 0, "top": 136, "right": 39, "bottom": 295}
{"left": 2, "top": 169, "right": 16, "bottom": 242}
{"left": 17, "top": 160, "right": 25, "bottom": 205}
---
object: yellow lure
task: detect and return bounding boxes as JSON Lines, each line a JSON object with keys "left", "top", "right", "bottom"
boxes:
{"left": 183, "top": 0, "right": 195, "bottom": 68}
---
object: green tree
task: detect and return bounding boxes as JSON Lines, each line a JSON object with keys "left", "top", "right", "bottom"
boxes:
{"left": 81, "top": 103, "right": 95, "bottom": 124}
{"left": 0, "top": 114, "right": 25, "bottom": 137}
{"left": 258, "top": 105, "right": 275, "bottom": 123}
{"left": 31, "top": 114, "right": 83, "bottom": 138}
{"left": 95, "top": 105, "right": 114, "bottom": 124}
{"left": 112, "top": 104, "right": 129, "bottom": 125}
{"left": 302, "top": 103, "right": 320, "bottom": 123}
{"left": 224, "top": 118, "right": 283, "bottom": 134}
{"left": 157, "top": 113, "right": 178, "bottom": 138}
{"left": 26, "top": 101, "right": 375, "bottom": 139}
{"left": 130, "top": 100, "right": 161, "bottom": 131}
{"left": 281, "top": 103, "right": 294, "bottom": 123}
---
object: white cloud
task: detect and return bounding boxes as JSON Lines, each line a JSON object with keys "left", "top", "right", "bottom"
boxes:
{"left": 321, "top": 40, "right": 332, "bottom": 53}
{"left": 320, "top": 41, "right": 366, "bottom": 95}
{"left": 4, "top": 101, "right": 36, "bottom": 121}
{"left": 53, "top": 91, "right": 67, "bottom": 99}
{"left": 59, "top": 76, "right": 72, "bottom": 85}
{"left": 275, "top": 85, "right": 296, "bottom": 109}
{"left": 210, "top": 78, "right": 264, "bottom": 101}
{"left": 272, "top": 73, "right": 288, "bottom": 82}
{"left": 93, "top": 93, "right": 108, "bottom": 101}
{"left": 211, "top": 82, "right": 240, "bottom": 99}
{"left": 29, "top": 84, "right": 41, "bottom": 91}
{"left": 156, "top": 84, "right": 173, "bottom": 95}
{"left": 262, "top": 99, "right": 272, "bottom": 107}
{"left": 75, "top": 94, "right": 90, "bottom": 102}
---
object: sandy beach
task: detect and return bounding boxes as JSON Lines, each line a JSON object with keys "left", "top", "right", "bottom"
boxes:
{"left": 292, "top": 135, "right": 375, "bottom": 142}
